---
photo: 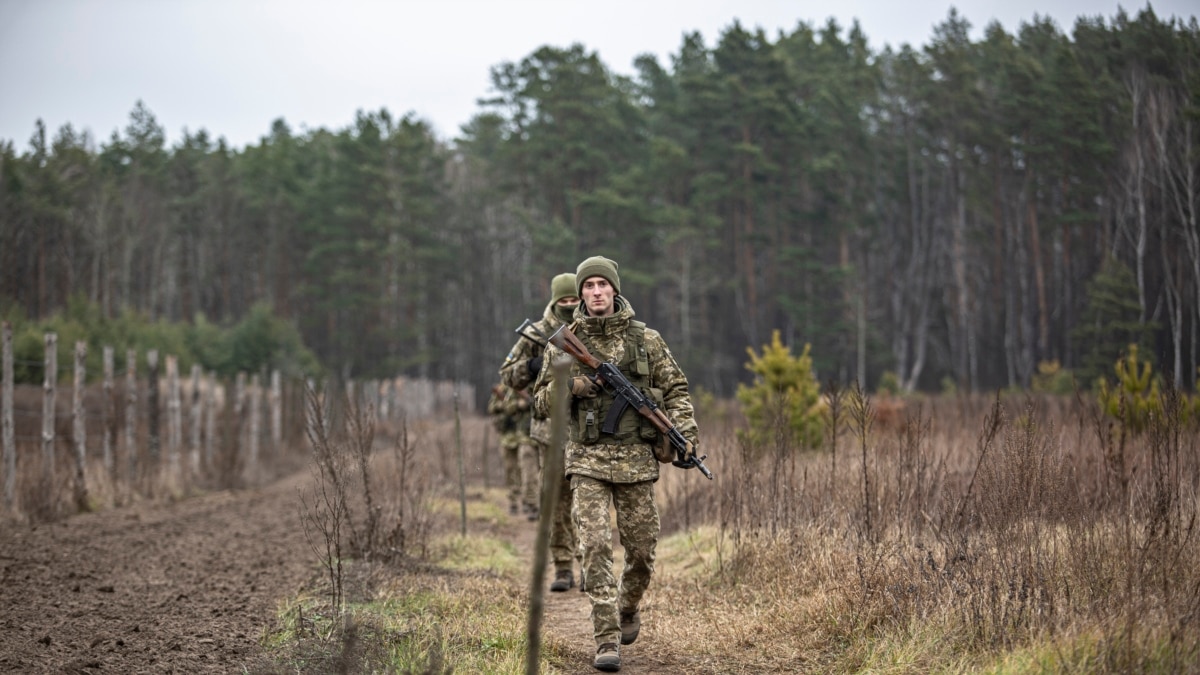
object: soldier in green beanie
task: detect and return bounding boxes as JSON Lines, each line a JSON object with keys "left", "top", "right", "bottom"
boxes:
{"left": 500, "top": 272, "right": 581, "bottom": 587}
{"left": 532, "top": 255, "right": 699, "bottom": 672}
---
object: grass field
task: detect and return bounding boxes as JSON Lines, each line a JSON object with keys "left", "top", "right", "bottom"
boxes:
{"left": 268, "top": 390, "right": 1200, "bottom": 673}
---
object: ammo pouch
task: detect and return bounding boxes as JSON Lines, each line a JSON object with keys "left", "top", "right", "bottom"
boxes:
{"left": 573, "top": 386, "right": 664, "bottom": 448}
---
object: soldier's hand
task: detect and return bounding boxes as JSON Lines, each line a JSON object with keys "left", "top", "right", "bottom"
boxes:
{"left": 516, "top": 396, "right": 530, "bottom": 410}
{"left": 672, "top": 440, "right": 698, "bottom": 469}
{"left": 569, "top": 375, "right": 600, "bottom": 398}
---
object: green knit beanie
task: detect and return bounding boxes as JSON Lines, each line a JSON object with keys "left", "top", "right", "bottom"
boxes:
{"left": 549, "top": 273, "right": 577, "bottom": 304}
{"left": 575, "top": 256, "right": 620, "bottom": 296}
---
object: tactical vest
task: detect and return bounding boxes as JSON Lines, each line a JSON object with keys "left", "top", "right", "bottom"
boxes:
{"left": 493, "top": 412, "right": 517, "bottom": 434}
{"left": 571, "top": 320, "right": 664, "bottom": 446}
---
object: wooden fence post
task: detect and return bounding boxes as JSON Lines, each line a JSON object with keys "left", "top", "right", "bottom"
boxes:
{"left": 166, "top": 355, "right": 181, "bottom": 474}
{"left": 72, "top": 341, "right": 88, "bottom": 509}
{"left": 2, "top": 322, "right": 13, "bottom": 510}
{"left": 270, "top": 370, "right": 281, "bottom": 453}
{"left": 481, "top": 421, "right": 491, "bottom": 489}
{"left": 204, "top": 372, "right": 216, "bottom": 473}
{"left": 234, "top": 372, "right": 246, "bottom": 477}
{"left": 103, "top": 346, "right": 114, "bottom": 475}
{"left": 190, "top": 364, "right": 201, "bottom": 473}
{"left": 304, "top": 378, "right": 317, "bottom": 448}
{"left": 42, "top": 333, "right": 57, "bottom": 491}
{"left": 248, "top": 373, "right": 261, "bottom": 477}
{"left": 125, "top": 349, "right": 137, "bottom": 484}
{"left": 147, "top": 349, "right": 160, "bottom": 468}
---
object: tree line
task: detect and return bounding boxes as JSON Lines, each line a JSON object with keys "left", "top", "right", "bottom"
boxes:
{"left": 1, "top": 6, "right": 1197, "bottom": 403}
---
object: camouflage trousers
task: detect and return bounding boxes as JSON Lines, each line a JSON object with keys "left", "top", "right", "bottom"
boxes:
{"left": 519, "top": 439, "right": 543, "bottom": 511}
{"left": 499, "top": 435, "right": 521, "bottom": 509}
{"left": 548, "top": 444, "right": 577, "bottom": 571}
{"left": 571, "top": 475, "right": 659, "bottom": 646}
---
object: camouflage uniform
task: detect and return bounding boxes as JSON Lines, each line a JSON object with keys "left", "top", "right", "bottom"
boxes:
{"left": 532, "top": 295, "right": 698, "bottom": 647}
{"left": 486, "top": 383, "right": 526, "bottom": 513}
{"left": 501, "top": 297, "right": 578, "bottom": 563}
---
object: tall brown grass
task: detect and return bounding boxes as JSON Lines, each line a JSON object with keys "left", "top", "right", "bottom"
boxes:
{"left": 654, "top": 390, "right": 1200, "bottom": 671}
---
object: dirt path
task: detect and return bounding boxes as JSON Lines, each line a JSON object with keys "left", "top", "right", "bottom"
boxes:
{"left": 0, "top": 472, "right": 314, "bottom": 674}
{"left": 508, "top": 508, "right": 683, "bottom": 674}
{"left": 0, "top": 464, "right": 686, "bottom": 674}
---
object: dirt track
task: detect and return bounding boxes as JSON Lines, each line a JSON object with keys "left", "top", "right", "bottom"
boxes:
{"left": 0, "top": 472, "right": 314, "bottom": 674}
{"left": 0, "top": 465, "right": 682, "bottom": 674}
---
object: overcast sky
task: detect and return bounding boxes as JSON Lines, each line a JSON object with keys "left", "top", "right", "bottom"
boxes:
{"left": 1, "top": 0, "right": 1195, "bottom": 151}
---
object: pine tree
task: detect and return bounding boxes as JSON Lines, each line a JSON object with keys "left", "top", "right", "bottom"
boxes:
{"left": 736, "top": 330, "right": 823, "bottom": 451}
{"left": 1073, "top": 256, "right": 1157, "bottom": 386}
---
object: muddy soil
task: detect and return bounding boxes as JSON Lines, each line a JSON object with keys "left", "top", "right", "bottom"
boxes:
{"left": 0, "top": 467, "right": 686, "bottom": 674}
{"left": 0, "top": 472, "right": 314, "bottom": 674}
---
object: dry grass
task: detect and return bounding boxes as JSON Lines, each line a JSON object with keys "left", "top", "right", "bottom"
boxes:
{"left": 651, "top": 391, "right": 1200, "bottom": 672}
{"left": 258, "top": 387, "right": 1200, "bottom": 672}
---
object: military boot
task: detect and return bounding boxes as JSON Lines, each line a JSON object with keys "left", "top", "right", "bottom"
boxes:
{"left": 550, "top": 569, "right": 574, "bottom": 592}
{"left": 619, "top": 609, "right": 640, "bottom": 645}
{"left": 593, "top": 642, "right": 620, "bottom": 671}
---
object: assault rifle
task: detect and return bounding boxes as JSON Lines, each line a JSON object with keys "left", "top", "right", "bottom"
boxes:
{"left": 514, "top": 318, "right": 549, "bottom": 348}
{"left": 515, "top": 318, "right": 713, "bottom": 479}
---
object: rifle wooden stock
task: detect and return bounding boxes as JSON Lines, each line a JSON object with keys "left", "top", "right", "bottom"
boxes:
{"left": 547, "top": 324, "right": 601, "bottom": 371}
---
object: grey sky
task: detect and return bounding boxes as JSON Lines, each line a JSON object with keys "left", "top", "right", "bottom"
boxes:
{"left": 1, "top": 0, "right": 1194, "bottom": 150}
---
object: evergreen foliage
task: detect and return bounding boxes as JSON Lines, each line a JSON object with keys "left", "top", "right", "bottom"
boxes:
{"left": 736, "top": 330, "right": 823, "bottom": 450}
{"left": 1, "top": 299, "right": 319, "bottom": 384}
{"left": 1030, "top": 360, "right": 1076, "bottom": 395}
{"left": 1073, "top": 257, "right": 1157, "bottom": 387}
{"left": 1, "top": 7, "right": 1197, "bottom": 401}
{"left": 1097, "top": 344, "right": 1162, "bottom": 434}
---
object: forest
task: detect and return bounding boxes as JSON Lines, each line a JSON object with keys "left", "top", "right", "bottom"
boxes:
{"left": 2, "top": 6, "right": 1198, "bottom": 403}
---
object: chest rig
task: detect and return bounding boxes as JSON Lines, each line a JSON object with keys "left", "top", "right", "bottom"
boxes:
{"left": 572, "top": 320, "right": 663, "bottom": 445}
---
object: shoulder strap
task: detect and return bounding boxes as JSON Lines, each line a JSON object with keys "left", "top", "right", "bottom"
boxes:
{"left": 627, "top": 320, "right": 650, "bottom": 380}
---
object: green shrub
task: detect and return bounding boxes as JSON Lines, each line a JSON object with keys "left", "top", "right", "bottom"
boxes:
{"left": 223, "top": 303, "right": 321, "bottom": 377}
{"left": 1097, "top": 344, "right": 1161, "bottom": 434}
{"left": 1031, "top": 360, "right": 1076, "bottom": 395}
{"left": 735, "top": 330, "right": 823, "bottom": 451}
{"left": 876, "top": 370, "right": 900, "bottom": 396}
{"left": 941, "top": 376, "right": 958, "bottom": 396}
{"left": 2, "top": 299, "right": 321, "bottom": 384}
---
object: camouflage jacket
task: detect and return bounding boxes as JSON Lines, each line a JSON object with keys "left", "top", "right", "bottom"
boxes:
{"left": 486, "top": 384, "right": 531, "bottom": 437}
{"left": 499, "top": 300, "right": 568, "bottom": 443}
{"left": 532, "top": 296, "right": 698, "bottom": 484}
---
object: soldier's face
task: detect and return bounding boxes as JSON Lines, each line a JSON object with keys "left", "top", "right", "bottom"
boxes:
{"left": 581, "top": 276, "right": 615, "bottom": 317}
{"left": 556, "top": 296, "right": 580, "bottom": 307}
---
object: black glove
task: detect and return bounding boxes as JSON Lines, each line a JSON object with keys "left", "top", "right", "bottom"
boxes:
{"left": 527, "top": 355, "right": 543, "bottom": 377}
